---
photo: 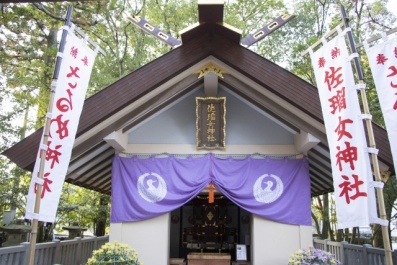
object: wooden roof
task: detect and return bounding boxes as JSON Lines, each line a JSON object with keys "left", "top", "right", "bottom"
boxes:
{"left": 2, "top": 1, "right": 394, "bottom": 196}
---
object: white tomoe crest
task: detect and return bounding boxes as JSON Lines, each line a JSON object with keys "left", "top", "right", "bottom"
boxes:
{"left": 137, "top": 172, "right": 167, "bottom": 203}
{"left": 253, "top": 174, "right": 284, "bottom": 203}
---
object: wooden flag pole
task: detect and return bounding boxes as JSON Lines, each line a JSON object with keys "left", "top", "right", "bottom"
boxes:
{"left": 27, "top": 6, "right": 73, "bottom": 265}
{"left": 340, "top": 5, "right": 393, "bottom": 265}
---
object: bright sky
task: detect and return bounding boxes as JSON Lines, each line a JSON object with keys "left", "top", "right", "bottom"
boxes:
{"left": 388, "top": 1, "right": 397, "bottom": 12}
{"left": 387, "top": 1, "right": 397, "bottom": 26}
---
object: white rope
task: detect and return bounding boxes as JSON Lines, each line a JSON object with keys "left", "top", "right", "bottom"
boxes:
{"left": 371, "top": 217, "right": 389, "bottom": 227}
{"left": 369, "top": 181, "right": 384, "bottom": 189}
{"left": 355, "top": 83, "right": 367, "bottom": 90}
{"left": 51, "top": 80, "right": 57, "bottom": 89}
{"left": 32, "top": 175, "right": 45, "bottom": 186}
{"left": 359, "top": 114, "right": 372, "bottom": 121}
{"left": 30, "top": 213, "right": 40, "bottom": 220}
{"left": 365, "top": 147, "right": 379, "bottom": 155}
{"left": 40, "top": 144, "right": 48, "bottom": 151}
{"left": 347, "top": 53, "right": 359, "bottom": 62}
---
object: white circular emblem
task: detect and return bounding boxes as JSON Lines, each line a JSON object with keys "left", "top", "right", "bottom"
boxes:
{"left": 253, "top": 174, "right": 284, "bottom": 203}
{"left": 137, "top": 173, "right": 167, "bottom": 203}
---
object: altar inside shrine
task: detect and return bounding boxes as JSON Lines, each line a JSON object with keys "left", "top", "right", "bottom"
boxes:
{"left": 187, "top": 252, "right": 231, "bottom": 265}
{"left": 181, "top": 196, "right": 239, "bottom": 254}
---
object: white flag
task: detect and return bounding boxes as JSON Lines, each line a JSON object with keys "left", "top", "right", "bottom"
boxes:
{"left": 309, "top": 32, "right": 378, "bottom": 229}
{"left": 25, "top": 29, "right": 98, "bottom": 222}
{"left": 364, "top": 36, "right": 397, "bottom": 173}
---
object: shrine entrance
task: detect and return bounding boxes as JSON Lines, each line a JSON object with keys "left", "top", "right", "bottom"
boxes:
{"left": 169, "top": 194, "right": 251, "bottom": 261}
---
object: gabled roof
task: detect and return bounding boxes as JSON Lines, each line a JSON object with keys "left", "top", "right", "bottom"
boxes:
{"left": 2, "top": 1, "right": 394, "bottom": 196}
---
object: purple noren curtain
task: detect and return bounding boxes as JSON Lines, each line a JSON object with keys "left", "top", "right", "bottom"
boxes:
{"left": 211, "top": 156, "right": 311, "bottom": 226}
{"left": 110, "top": 154, "right": 311, "bottom": 226}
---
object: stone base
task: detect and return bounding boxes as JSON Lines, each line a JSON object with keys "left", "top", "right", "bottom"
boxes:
{"left": 187, "top": 252, "right": 231, "bottom": 265}
{"left": 170, "top": 258, "right": 186, "bottom": 265}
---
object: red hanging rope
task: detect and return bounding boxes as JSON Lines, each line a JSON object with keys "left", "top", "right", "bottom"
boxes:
{"left": 209, "top": 182, "right": 214, "bottom": 203}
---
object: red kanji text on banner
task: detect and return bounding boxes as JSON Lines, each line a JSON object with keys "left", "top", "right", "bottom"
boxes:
{"left": 25, "top": 29, "right": 98, "bottom": 223}
{"left": 309, "top": 30, "right": 379, "bottom": 229}
{"left": 364, "top": 36, "right": 397, "bottom": 174}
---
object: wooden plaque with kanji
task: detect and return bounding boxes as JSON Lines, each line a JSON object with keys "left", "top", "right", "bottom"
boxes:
{"left": 196, "top": 97, "right": 226, "bottom": 149}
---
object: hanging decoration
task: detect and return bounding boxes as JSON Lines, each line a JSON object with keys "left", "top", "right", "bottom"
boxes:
{"left": 208, "top": 182, "right": 215, "bottom": 203}
{"left": 364, "top": 34, "right": 397, "bottom": 174}
{"left": 308, "top": 27, "right": 379, "bottom": 229}
{"left": 25, "top": 24, "right": 99, "bottom": 223}
{"left": 110, "top": 154, "right": 311, "bottom": 226}
{"left": 194, "top": 62, "right": 227, "bottom": 79}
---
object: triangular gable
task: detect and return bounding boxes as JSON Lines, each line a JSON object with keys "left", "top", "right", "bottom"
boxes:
{"left": 127, "top": 87, "right": 294, "bottom": 145}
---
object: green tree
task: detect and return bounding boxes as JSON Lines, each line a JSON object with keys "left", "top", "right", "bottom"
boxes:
{"left": 224, "top": 0, "right": 288, "bottom": 63}
{"left": 54, "top": 184, "right": 110, "bottom": 237}
{"left": 286, "top": 0, "right": 336, "bottom": 84}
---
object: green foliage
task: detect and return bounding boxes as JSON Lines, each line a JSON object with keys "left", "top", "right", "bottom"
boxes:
{"left": 87, "top": 241, "right": 142, "bottom": 265}
{"left": 286, "top": 0, "right": 337, "bottom": 83}
{"left": 225, "top": 0, "right": 287, "bottom": 63}
{"left": 55, "top": 183, "right": 110, "bottom": 236}
{"left": 1, "top": 4, "right": 63, "bottom": 128}
{"left": 0, "top": 156, "right": 30, "bottom": 217}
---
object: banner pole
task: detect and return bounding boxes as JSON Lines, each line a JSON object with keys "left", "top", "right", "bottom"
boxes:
{"left": 340, "top": 5, "right": 393, "bottom": 265}
{"left": 26, "top": 6, "right": 73, "bottom": 265}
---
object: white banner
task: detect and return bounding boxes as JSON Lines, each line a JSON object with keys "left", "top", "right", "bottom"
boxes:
{"left": 25, "top": 29, "right": 98, "bottom": 222}
{"left": 309, "top": 32, "right": 378, "bottom": 229}
{"left": 364, "top": 36, "right": 397, "bottom": 173}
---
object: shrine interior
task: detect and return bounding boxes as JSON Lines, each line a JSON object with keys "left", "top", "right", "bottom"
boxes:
{"left": 169, "top": 194, "right": 251, "bottom": 261}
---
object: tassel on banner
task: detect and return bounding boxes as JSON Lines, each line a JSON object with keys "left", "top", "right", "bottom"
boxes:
{"left": 208, "top": 182, "right": 214, "bottom": 203}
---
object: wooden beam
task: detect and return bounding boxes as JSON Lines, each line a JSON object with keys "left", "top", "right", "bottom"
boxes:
{"left": 198, "top": 0, "right": 224, "bottom": 24}
{"left": 204, "top": 73, "right": 219, "bottom": 97}
{"left": 104, "top": 130, "right": 127, "bottom": 151}
{"left": 240, "top": 14, "right": 295, "bottom": 47}
{"left": 128, "top": 16, "right": 181, "bottom": 47}
{"left": 294, "top": 131, "right": 320, "bottom": 153}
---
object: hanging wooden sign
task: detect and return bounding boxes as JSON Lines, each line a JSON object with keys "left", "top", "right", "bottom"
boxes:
{"left": 196, "top": 97, "right": 226, "bottom": 149}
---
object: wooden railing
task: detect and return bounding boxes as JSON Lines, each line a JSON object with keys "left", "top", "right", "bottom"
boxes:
{"left": 314, "top": 238, "right": 397, "bottom": 265}
{"left": 0, "top": 236, "right": 109, "bottom": 265}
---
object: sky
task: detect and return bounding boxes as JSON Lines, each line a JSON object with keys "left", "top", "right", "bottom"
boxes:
{"left": 387, "top": 1, "right": 397, "bottom": 26}
{"left": 387, "top": 1, "right": 397, "bottom": 13}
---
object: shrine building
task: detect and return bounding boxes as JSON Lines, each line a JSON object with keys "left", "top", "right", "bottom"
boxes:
{"left": 2, "top": 1, "right": 394, "bottom": 264}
